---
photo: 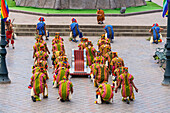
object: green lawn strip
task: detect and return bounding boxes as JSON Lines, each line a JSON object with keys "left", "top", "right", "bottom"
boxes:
{"left": 8, "top": 1, "right": 162, "bottom": 14}
{"left": 0, "top": 0, "right": 16, "bottom": 7}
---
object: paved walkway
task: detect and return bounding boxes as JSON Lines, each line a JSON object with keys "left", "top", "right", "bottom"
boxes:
{"left": 8, "top": 0, "right": 166, "bottom": 26}
{"left": 9, "top": 11, "right": 167, "bottom": 26}
{"left": 0, "top": 1, "right": 169, "bottom": 112}
{"left": 0, "top": 35, "right": 169, "bottom": 113}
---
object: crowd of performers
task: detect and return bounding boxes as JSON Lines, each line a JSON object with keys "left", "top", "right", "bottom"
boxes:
{"left": 77, "top": 34, "right": 138, "bottom": 104}
{"left": 29, "top": 32, "right": 73, "bottom": 102}
{"left": 28, "top": 17, "right": 138, "bottom": 104}
{"left": 29, "top": 17, "right": 73, "bottom": 102}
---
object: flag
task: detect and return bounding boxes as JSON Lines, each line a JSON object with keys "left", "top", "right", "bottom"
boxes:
{"left": 1, "top": 0, "right": 9, "bottom": 21}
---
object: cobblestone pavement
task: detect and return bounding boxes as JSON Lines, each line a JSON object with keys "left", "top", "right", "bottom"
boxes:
{"left": 0, "top": 35, "right": 169, "bottom": 113}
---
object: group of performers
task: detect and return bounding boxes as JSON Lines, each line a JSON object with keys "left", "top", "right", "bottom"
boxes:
{"left": 29, "top": 17, "right": 73, "bottom": 102}
{"left": 29, "top": 17, "right": 138, "bottom": 104}
{"left": 51, "top": 32, "right": 73, "bottom": 102}
{"left": 76, "top": 33, "right": 138, "bottom": 104}
{"left": 29, "top": 34, "right": 50, "bottom": 102}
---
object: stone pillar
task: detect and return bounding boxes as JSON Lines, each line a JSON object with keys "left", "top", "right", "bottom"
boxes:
{"left": 61, "top": 0, "right": 69, "bottom": 9}
{"left": 54, "top": 0, "right": 61, "bottom": 9}
{"left": 15, "top": 0, "right": 21, "bottom": 6}
{"left": 127, "top": 0, "right": 136, "bottom": 7}
{"left": 110, "top": 0, "right": 117, "bottom": 9}
{"left": 36, "top": 0, "right": 46, "bottom": 8}
{"left": 19, "top": 0, "right": 26, "bottom": 6}
{"left": 44, "top": 0, "right": 56, "bottom": 8}
{"left": 96, "top": 0, "right": 110, "bottom": 9}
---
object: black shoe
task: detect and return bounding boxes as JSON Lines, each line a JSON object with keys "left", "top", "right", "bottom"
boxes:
{"left": 156, "top": 41, "right": 158, "bottom": 44}
{"left": 6, "top": 45, "right": 9, "bottom": 47}
{"left": 126, "top": 99, "right": 130, "bottom": 104}
{"left": 46, "top": 38, "right": 49, "bottom": 40}
{"left": 31, "top": 96, "right": 36, "bottom": 102}
{"left": 129, "top": 98, "right": 133, "bottom": 101}
{"left": 12, "top": 47, "right": 15, "bottom": 49}
{"left": 60, "top": 99, "right": 65, "bottom": 102}
{"left": 118, "top": 85, "right": 121, "bottom": 89}
{"left": 111, "top": 40, "right": 113, "bottom": 43}
{"left": 153, "top": 55, "right": 157, "bottom": 58}
{"left": 43, "top": 96, "right": 48, "bottom": 99}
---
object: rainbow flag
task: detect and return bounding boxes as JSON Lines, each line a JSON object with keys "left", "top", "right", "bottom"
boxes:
{"left": 1, "top": 0, "right": 9, "bottom": 21}
{"left": 162, "top": 0, "right": 169, "bottom": 17}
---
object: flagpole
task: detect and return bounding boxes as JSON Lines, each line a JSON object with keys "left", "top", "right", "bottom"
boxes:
{"left": 0, "top": 0, "right": 11, "bottom": 83}
{"left": 162, "top": 3, "right": 170, "bottom": 85}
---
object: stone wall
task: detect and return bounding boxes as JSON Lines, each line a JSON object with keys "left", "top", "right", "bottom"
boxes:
{"left": 15, "top": 0, "right": 146, "bottom": 9}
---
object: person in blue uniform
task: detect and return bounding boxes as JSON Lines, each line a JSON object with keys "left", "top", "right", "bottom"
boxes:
{"left": 104, "top": 25, "right": 114, "bottom": 43}
{"left": 36, "top": 17, "right": 48, "bottom": 40}
{"left": 69, "top": 18, "right": 83, "bottom": 42}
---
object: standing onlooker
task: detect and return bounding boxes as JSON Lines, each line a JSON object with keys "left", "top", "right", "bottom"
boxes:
{"left": 5, "top": 19, "right": 14, "bottom": 49}
{"left": 96, "top": 9, "right": 105, "bottom": 24}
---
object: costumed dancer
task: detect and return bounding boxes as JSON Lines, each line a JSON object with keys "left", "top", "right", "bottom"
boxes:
{"left": 110, "top": 57, "right": 124, "bottom": 73}
{"left": 53, "top": 62, "right": 70, "bottom": 88}
{"left": 78, "top": 38, "right": 88, "bottom": 50}
{"left": 98, "top": 40, "right": 111, "bottom": 56}
{"left": 5, "top": 19, "right": 14, "bottom": 49}
{"left": 149, "top": 23, "right": 163, "bottom": 44}
{"left": 97, "top": 34, "right": 110, "bottom": 49}
{"left": 94, "top": 64, "right": 109, "bottom": 87}
{"left": 52, "top": 32, "right": 64, "bottom": 45}
{"left": 69, "top": 18, "right": 83, "bottom": 42}
{"left": 33, "top": 36, "right": 50, "bottom": 58}
{"left": 95, "top": 81, "right": 114, "bottom": 104}
{"left": 36, "top": 17, "right": 48, "bottom": 40}
{"left": 29, "top": 71, "right": 48, "bottom": 102}
{"left": 52, "top": 40, "right": 65, "bottom": 54}
{"left": 90, "top": 59, "right": 100, "bottom": 82}
{"left": 33, "top": 50, "right": 49, "bottom": 63}
{"left": 115, "top": 67, "right": 138, "bottom": 104}
{"left": 57, "top": 78, "right": 73, "bottom": 102}
{"left": 104, "top": 25, "right": 114, "bottom": 43}
{"left": 104, "top": 51, "right": 118, "bottom": 74}
{"left": 85, "top": 41, "right": 97, "bottom": 67}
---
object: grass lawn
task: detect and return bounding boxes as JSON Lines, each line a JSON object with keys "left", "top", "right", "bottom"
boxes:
{"left": 5, "top": 1, "right": 162, "bottom": 14}
{"left": 0, "top": 0, "right": 16, "bottom": 7}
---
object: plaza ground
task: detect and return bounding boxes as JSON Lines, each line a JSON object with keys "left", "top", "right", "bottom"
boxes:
{"left": 0, "top": 36, "right": 169, "bottom": 113}
{"left": 0, "top": 0, "right": 170, "bottom": 112}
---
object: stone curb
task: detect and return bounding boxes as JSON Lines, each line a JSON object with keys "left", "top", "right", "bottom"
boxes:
{"left": 9, "top": 9, "right": 162, "bottom": 17}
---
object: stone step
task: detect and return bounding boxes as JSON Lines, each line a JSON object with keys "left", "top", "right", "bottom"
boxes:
{"left": 12, "top": 24, "right": 167, "bottom": 29}
{"left": 13, "top": 28, "right": 167, "bottom": 33}
{"left": 15, "top": 31, "right": 167, "bottom": 37}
